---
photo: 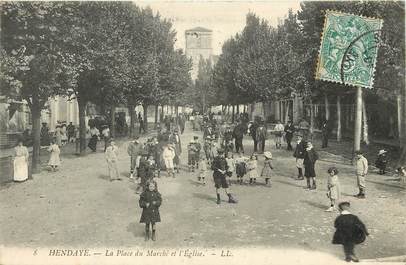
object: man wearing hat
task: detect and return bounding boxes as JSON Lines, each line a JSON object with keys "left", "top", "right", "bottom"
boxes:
{"left": 293, "top": 134, "right": 306, "bottom": 180}
{"left": 354, "top": 150, "right": 368, "bottom": 198}
{"left": 284, "top": 120, "right": 295, "bottom": 151}
{"left": 127, "top": 136, "right": 143, "bottom": 179}
{"left": 211, "top": 149, "right": 237, "bottom": 204}
{"left": 332, "top": 201, "right": 369, "bottom": 262}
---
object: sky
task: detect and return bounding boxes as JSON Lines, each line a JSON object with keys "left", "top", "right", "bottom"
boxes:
{"left": 135, "top": 1, "right": 302, "bottom": 55}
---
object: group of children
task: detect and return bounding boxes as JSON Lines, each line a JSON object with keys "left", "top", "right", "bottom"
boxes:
{"left": 187, "top": 134, "right": 275, "bottom": 186}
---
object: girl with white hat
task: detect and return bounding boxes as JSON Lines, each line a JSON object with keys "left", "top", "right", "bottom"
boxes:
{"left": 261, "top": 151, "right": 274, "bottom": 186}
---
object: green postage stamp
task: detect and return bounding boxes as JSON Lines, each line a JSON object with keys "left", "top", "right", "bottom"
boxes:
{"left": 315, "top": 10, "right": 383, "bottom": 88}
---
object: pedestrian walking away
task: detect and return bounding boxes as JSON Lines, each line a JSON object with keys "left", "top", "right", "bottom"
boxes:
{"left": 261, "top": 151, "right": 274, "bottom": 186}
{"left": 211, "top": 149, "right": 237, "bottom": 204}
{"left": 325, "top": 167, "right": 341, "bottom": 212}
{"left": 332, "top": 201, "right": 369, "bottom": 262}
{"left": 105, "top": 139, "right": 121, "bottom": 181}
{"left": 354, "top": 150, "right": 368, "bottom": 198}
{"left": 304, "top": 141, "right": 318, "bottom": 190}
{"left": 293, "top": 135, "right": 306, "bottom": 180}
{"left": 13, "top": 139, "right": 29, "bottom": 182}
{"left": 139, "top": 180, "right": 162, "bottom": 241}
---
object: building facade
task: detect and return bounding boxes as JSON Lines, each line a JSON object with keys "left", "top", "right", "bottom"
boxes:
{"left": 185, "top": 27, "right": 213, "bottom": 80}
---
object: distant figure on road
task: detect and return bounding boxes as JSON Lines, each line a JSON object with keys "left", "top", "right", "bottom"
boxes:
{"left": 274, "top": 120, "right": 284, "bottom": 149}
{"left": 178, "top": 114, "right": 186, "bottom": 134}
{"left": 375, "top": 149, "right": 388, "bottom": 175}
{"left": 47, "top": 139, "right": 61, "bottom": 172}
{"left": 162, "top": 143, "right": 176, "bottom": 178}
{"left": 101, "top": 125, "right": 110, "bottom": 152}
{"left": 321, "top": 119, "right": 330, "bottom": 148}
{"left": 88, "top": 126, "right": 100, "bottom": 152}
{"left": 298, "top": 119, "right": 310, "bottom": 141}
{"left": 13, "top": 139, "right": 29, "bottom": 182}
{"left": 105, "top": 139, "right": 121, "bottom": 181}
{"left": 139, "top": 180, "right": 162, "bottom": 241}
{"left": 249, "top": 121, "right": 258, "bottom": 152}
{"left": 284, "top": 120, "right": 295, "bottom": 151}
{"left": 256, "top": 122, "right": 267, "bottom": 154}
{"left": 261, "top": 151, "right": 274, "bottom": 187}
{"left": 67, "top": 122, "right": 75, "bottom": 143}
{"left": 211, "top": 149, "right": 237, "bottom": 204}
{"left": 40, "top": 123, "right": 50, "bottom": 146}
{"left": 333, "top": 201, "right": 369, "bottom": 262}
{"left": 304, "top": 141, "right": 318, "bottom": 190}
{"left": 293, "top": 135, "right": 306, "bottom": 180}
{"left": 127, "top": 136, "right": 142, "bottom": 179}
{"left": 354, "top": 150, "right": 368, "bottom": 199}
{"left": 233, "top": 121, "right": 246, "bottom": 154}
{"left": 169, "top": 129, "right": 182, "bottom": 173}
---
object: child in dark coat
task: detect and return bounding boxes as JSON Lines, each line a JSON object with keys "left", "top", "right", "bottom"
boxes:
{"left": 333, "top": 201, "right": 369, "bottom": 262}
{"left": 139, "top": 180, "right": 162, "bottom": 241}
{"left": 304, "top": 141, "right": 318, "bottom": 190}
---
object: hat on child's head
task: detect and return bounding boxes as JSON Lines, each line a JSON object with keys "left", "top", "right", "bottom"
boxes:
{"left": 354, "top": 150, "right": 363, "bottom": 155}
{"left": 327, "top": 166, "right": 339, "bottom": 175}
{"left": 378, "top": 149, "right": 387, "bottom": 155}
{"left": 263, "top": 151, "right": 272, "bottom": 159}
{"left": 338, "top": 201, "right": 350, "bottom": 210}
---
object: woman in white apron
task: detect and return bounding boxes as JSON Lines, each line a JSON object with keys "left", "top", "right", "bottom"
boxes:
{"left": 13, "top": 139, "right": 29, "bottom": 182}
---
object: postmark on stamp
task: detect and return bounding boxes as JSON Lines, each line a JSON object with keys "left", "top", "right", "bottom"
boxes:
{"left": 315, "top": 10, "right": 383, "bottom": 88}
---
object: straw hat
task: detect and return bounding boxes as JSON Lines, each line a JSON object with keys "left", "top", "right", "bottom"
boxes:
{"left": 263, "top": 151, "right": 272, "bottom": 159}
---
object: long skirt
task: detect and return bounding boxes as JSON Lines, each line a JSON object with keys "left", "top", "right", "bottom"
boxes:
{"left": 14, "top": 156, "right": 28, "bottom": 182}
{"left": 88, "top": 135, "right": 98, "bottom": 151}
{"left": 163, "top": 158, "right": 174, "bottom": 170}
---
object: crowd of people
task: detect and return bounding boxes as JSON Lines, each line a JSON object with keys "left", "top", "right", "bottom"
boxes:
{"left": 9, "top": 111, "right": 406, "bottom": 261}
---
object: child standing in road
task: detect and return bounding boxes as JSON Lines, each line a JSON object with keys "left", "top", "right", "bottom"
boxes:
{"left": 139, "top": 180, "right": 162, "bottom": 241}
{"left": 198, "top": 153, "right": 208, "bottom": 185}
{"left": 162, "top": 143, "right": 176, "bottom": 178}
{"left": 326, "top": 167, "right": 341, "bottom": 212}
{"left": 260, "top": 151, "right": 274, "bottom": 186}
{"left": 332, "top": 201, "right": 369, "bottom": 262}
{"left": 247, "top": 154, "right": 259, "bottom": 185}
{"left": 225, "top": 152, "right": 235, "bottom": 186}
{"left": 48, "top": 139, "right": 61, "bottom": 171}
{"left": 235, "top": 153, "right": 247, "bottom": 184}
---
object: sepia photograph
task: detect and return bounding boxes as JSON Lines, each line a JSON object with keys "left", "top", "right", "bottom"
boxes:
{"left": 0, "top": 1, "right": 405, "bottom": 264}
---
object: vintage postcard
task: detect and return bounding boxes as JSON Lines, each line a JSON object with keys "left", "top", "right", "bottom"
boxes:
{"left": 0, "top": 1, "right": 405, "bottom": 265}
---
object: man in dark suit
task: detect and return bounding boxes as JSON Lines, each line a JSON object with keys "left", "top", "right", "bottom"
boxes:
{"left": 284, "top": 120, "right": 295, "bottom": 151}
{"left": 333, "top": 202, "right": 369, "bottom": 262}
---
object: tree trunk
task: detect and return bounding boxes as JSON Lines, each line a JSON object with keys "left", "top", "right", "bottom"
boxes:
{"left": 232, "top": 105, "right": 235, "bottom": 123}
{"left": 325, "top": 93, "right": 330, "bottom": 121}
{"left": 337, "top": 95, "right": 342, "bottom": 142}
{"left": 362, "top": 99, "right": 369, "bottom": 145}
{"left": 30, "top": 99, "right": 42, "bottom": 174}
{"left": 309, "top": 100, "right": 314, "bottom": 142}
{"left": 77, "top": 96, "right": 87, "bottom": 156}
{"left": 175, "top": 105, "right": 179, "bottom": 116}
{"left": 155, "top": 104, "right": 159, "bottom": 128}
{"left": 110, "top": 105, "right": 116, "bottom": 138}
{"left": 143, "top": 104, "right": 148, "bottom": 131}
{"left": 237, "top": 104, "right": 240, "bottom": 114}
{"left": 354, "top": 87, "right": 363, "bottom": 152}
{"left": 129, "top": 104, "right": 135, "bottom": 138}
{"left": 284, "top": 103, "right": 290, "bottom": 124}
{"left": 398, "top": 80, "right": 406, "bottom": 165}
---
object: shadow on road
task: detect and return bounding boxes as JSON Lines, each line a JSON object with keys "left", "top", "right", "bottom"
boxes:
{"left": 300, "top": 199, "right": 327, "bottom": 210}
{"left": 98, "top": 174, "right": 111, "bottom": 181}
{"left": 192, "top": 192, "right": 216, "bottom": 203}
{"left": 274, "top": 179, "right": 304, "bottom": 188}
{"left": 126, "top": 222, "right": 143, "bottom": 239}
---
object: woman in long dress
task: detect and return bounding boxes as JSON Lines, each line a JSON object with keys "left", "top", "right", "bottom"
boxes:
{"left": 48, "top": 139, "right": 61, "bottom": 171}
{"left": 55, "top": 126, "right": 62, "bottom": 147}
{"left": 88, "top": 126, "right": 100, "bottom": 152}
{"left": 13, "top": 139, "right": 29, "bottom": 182}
